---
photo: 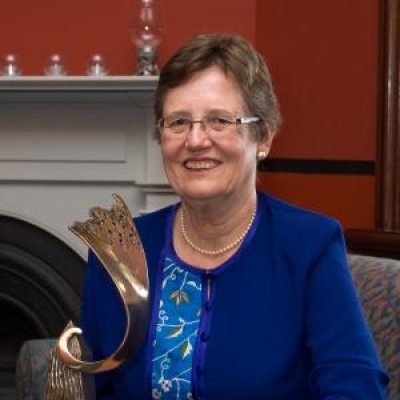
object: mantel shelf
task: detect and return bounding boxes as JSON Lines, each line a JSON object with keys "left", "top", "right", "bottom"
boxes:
{"left": 0, "top": 75, "right": 159, "bottom": 92}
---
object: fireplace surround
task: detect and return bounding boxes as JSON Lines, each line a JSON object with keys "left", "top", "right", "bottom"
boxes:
{"left": 0, "top": 76, "right": 177, "bottom": 397}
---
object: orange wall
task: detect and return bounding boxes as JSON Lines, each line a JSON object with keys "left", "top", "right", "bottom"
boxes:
{"left": 255, "top": 1, "right": 379, "bottom": 228}
{"left": 0, "top": 0, "right": 256, "bottom": 75}
{"left": 256, "top": 0, "right": 379, "bottom": 161}
{"left": 257, "top": 173, "right": 375, "bottom": 229}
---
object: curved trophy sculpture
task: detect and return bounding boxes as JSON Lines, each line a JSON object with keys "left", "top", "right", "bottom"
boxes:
{"left": 44, "top": 194, "right": 149, "bottom": 398}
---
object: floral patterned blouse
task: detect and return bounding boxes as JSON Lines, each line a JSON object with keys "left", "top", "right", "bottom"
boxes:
{"left": 151, "top": 256, "right": 202, "bottom": 399}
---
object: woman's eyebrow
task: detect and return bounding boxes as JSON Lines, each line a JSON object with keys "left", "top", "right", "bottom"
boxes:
{"left": 163, "top": 110, "right": 192, "bottom": 118}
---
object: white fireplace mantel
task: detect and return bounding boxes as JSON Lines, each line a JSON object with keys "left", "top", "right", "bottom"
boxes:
{"left": 0, "top": 76, "right": 177, "bottom": 258}
{"left": 0, "top": 75, "right": 158, "bottom": 91}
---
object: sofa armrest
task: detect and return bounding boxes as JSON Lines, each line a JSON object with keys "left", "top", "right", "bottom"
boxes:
{"left": 15, "top": 339, "right": 56, "bottom": 400}
{"left": 349, "top": 254, "right": 400, "bottom": 400}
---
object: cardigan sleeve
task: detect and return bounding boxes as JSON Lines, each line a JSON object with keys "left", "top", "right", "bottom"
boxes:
{"left": 80, "top": 250, "right": 117, "bottom": 400}
{"left": 304, "top": 225, "right": 389, "bottom": 399}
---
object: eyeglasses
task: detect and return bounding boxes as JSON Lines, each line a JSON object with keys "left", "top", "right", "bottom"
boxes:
{"left": 158, "top": 113, "right": 261, "bottom": 136}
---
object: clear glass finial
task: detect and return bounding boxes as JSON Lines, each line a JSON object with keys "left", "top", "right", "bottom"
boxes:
{"left": 2, "top": 54, "right": 21, "bottom": 76}
{"left": 87, "top": 54, "right": 108, "bottom": 76}
{"left": 45, "top": 54, "right": 66, "bottom": 76}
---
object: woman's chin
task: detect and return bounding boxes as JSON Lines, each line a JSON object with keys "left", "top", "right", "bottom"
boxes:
{"left": 177, "top": 186, "right": 226, "bottom": 202}
{"left": 176, "top": 184, "right": 240, "bottom": 204}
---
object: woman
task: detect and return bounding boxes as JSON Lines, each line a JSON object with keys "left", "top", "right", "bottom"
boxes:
{"left": 81, "top": 34, "right": 388, "bottom": 399}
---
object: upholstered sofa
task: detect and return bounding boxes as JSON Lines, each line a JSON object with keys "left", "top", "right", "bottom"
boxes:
{"left": 348, "top": 254, "right": 399, "bottom": 399}
{"left": 15, "top": 254, "right": 400, "bottom": 399}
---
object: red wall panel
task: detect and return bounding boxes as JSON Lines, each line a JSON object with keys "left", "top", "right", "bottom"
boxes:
{"left": 255, "top": 1, "right": 379, "bottom": 228}
{"left": 257, "top": 173, "right": 375, "bottom": 229}
{"left": 256, "top": 1, "right": 379, "bottom": 161}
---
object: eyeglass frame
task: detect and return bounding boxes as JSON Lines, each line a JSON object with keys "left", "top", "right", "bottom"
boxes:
{"left": 157, "top": 114, "right": 261, "bottom": 136}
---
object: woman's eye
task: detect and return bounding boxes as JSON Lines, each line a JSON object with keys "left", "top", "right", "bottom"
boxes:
{"left": 169, "top": 118, "right": 189, "bottom": 128}
{"left": 208, "top": 116, "right": 233, "bottom": 130}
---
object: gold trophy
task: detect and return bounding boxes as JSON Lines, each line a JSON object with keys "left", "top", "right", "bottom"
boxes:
{"left": 44, "top": 194, "right": 149, "bottom": 399}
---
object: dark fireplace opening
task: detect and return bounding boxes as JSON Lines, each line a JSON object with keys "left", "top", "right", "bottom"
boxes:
{"left": 0, "top": 216, "right": 86, "bottom": 399}
{"left": 0, "top": 301, "right": 41, "bottom": 398}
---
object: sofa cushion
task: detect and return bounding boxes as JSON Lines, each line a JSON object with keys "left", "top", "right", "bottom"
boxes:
{"left": 349, "top": 254, "right": 400, "bottom": 400}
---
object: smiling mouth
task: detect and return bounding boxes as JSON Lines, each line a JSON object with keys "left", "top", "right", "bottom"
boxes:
{"left": 184, "top": 160, "right": 220, "bottom": 170}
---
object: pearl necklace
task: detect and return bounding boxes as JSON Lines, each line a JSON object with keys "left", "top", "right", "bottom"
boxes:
{"left": 179, "top": 206, "right": 256, "bottom": 256}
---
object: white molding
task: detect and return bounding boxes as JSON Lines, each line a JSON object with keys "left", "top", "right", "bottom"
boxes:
{"left": 0, "top": 75, "right": 177, "bottom": 256}
{"left": 0, "top": 76, "right": 158, "bottom": 91}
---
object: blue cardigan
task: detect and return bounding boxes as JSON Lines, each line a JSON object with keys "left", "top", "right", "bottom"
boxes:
{"left": 81, "top": 192, "right": 388, "bottom": 399}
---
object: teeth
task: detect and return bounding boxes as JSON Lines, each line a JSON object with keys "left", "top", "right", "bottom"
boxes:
{"left": 185, "top": 160, "right": 217, "bottom": 169}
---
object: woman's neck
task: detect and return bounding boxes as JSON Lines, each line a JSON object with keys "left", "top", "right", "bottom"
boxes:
{"left": 173, "top": 191, "right": 257, "bottom": 269}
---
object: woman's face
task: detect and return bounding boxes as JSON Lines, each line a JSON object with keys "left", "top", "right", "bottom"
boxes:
{"left": 160, "top": 66, "right": 271, "bottom": 205}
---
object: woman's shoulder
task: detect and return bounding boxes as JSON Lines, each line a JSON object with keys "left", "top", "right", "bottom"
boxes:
{"left": 257, "top": 192, "right": 343, "bottom": 258}
{"left": 134, "top": 204, "right": 176, "bottom": 231}
{"left": 259, "top": 191, "right": 341, "bottom": 232}
{"left": 133, "top": 205, "right": 178, "bottom": 267}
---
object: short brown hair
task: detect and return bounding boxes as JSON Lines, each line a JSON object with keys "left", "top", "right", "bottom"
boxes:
{"left": 154, "top": 33, "right": 281, "bottom": 141}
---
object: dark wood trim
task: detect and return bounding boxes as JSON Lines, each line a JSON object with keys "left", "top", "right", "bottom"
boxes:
{"left": 345, "top": 228, "right": 400, "bottom": 259}
{"left": 258, "top": 159, "right": 375, "bottom": 175}
{"left": 347, "top": 0, "right": 400, "bottom": 259}
{"left": 377, "top": 0, "right": 400, "bottom": 232}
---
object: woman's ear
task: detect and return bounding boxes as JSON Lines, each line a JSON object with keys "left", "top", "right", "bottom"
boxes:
{"left": 257, "top": 135, "right": 274, "bottom": 160}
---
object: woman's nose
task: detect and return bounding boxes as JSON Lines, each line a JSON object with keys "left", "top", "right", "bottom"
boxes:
{"left": 185, "top": 121, "right": 212, "bottom": 149}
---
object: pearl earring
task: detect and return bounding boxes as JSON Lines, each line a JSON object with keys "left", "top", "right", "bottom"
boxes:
{"left": 257, "top": 151, "right": 267, "bottom": 160}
